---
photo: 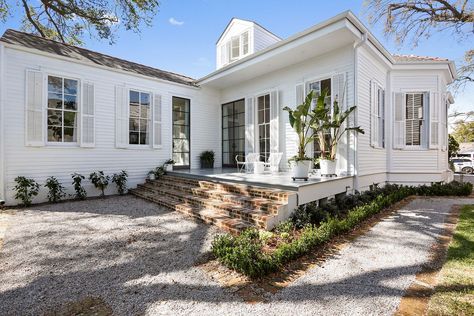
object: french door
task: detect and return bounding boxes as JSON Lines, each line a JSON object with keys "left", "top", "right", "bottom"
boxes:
{"left": 172, "top": 96, "right": 190, "bottom": 169}
{"left": 222, "top": 99, "right": 245, "bottom": 167}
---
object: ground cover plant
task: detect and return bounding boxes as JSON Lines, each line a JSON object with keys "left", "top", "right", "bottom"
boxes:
{"left": 212, "top": 181, "right": 473, "bottom": 278}
{"left": 426, "top": 204, "right": 474, "bottom": 316}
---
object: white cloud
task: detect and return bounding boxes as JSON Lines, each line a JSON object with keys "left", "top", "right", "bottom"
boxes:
{"left": 169, "top": 17, "right": 184, "bottom": 26}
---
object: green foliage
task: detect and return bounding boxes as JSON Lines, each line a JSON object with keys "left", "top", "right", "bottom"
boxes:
{"left": 452, "top": 121, "right": 474, "bottom": 143}
{"left": 199, "top": 151, "right": 215, "bottom": 163}
{"left": 44, "top": 176, "right": 66, "bottom": 203}
{"left": 13, "top": 176, "right": 40, "bottom": 206}
{"left": 212, "top": 181, "right": 473, "bottom": 278}
{"left": 148, "top": 165, "right": 166, "bottom": 179}
{"left": 71, "top": 173, "right": 87, "bottom": 200}
{"left": 448, "top": 134, "right": 460, "bottom": 158}
{"left": 112, "top": 170, "right": 128, "bottom": 195}
{"left": 89, "top": 171, "right": 110, "bottom": 197}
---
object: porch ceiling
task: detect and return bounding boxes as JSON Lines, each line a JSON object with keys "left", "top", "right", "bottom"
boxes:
{"left": 198, "top": 19, "right": 360, "bottom": 89}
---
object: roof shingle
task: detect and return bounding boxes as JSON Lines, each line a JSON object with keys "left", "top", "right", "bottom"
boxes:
{"left": 392, "top": 54, "right": 449, "bottom": 63}
{"left": 0, "top": 29, "right": 197, "bottom": 86}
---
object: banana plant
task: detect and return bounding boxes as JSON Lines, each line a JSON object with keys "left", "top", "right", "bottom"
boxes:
{"left": 312, "top": 89, "right": 364, "bottom": 161}
{"left": 283, "top": 90, "right": 319, "bottom": 161}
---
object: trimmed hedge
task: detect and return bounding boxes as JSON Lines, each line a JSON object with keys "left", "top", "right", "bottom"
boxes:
{"left": 211, "top": 181, "right": 473, "bottom": 278}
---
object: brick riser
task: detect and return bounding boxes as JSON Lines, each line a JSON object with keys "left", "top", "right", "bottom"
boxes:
{"left": 130, "top": 174, "right": 295, "bottom": 233}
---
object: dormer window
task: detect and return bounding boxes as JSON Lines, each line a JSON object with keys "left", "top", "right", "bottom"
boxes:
{"left": 222, "top": 31, "right": 250, "bottom": 65}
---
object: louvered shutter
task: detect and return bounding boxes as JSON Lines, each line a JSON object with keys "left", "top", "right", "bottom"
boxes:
{"left": 25, "top": 70, "right": 44, "bottom": 146}
{"left": 295, "top": 83, "right": 304, "bottom": 106}
{"left": 393, "top": 92, "right": 406, "bottom": 149}
{"left": 153, "top": 94, "right": 162, "bottom": 148}
{"left": 429, "top": 92, "right": 439, "bottom": 149}
{"left": 80, "top": 82, "right": 95, "bottom": 147}
{"left": 441, "top": 94, "right": 447, "bottom": 151}
{"left": 269, "top": 90, "right": 279, "bottom": 153}
{"left": 245, "top": 97, "right": 255, "bottom": 154}
{"left": 332, "top": 73, "right": 346, "bottom": 110}
{"left": 370, "top": 81, "right": 378, "bottom": 147}
{"left": 115, "top": 85, "right": 128, "bottom": 148}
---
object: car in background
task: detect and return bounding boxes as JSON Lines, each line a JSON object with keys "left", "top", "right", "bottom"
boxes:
{"left": 450, "top": 157, "right": 474, "bottom": 174}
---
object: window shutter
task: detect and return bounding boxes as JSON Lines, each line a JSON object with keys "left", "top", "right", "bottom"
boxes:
{"left": 429, "top": 92, "right": 439, "bottom": 149}
{"left": 25, "top": 70, "right": 44, "bottom": 146}
{"left": 332, "top": 73, "right": 346, "bottom": 109}
{"left": 80, "top": 82, "right": 95, "bottom": 147}
{"left": 441, "top": 94, "right": 447, "bottom": 151}
{"left": 153, "top": 94, "right": 162, "bottom": 148}
{"left": 269, "top": 90, "right": 279, "bottom": 153}
{"left": 115, "top": 85, "right": 128, "bottom": 148}
{"left": 295, "top": 83, "right": 304, "bottom": 105}
{"left": 393, "top": 92, "right": 406, "bottom": 149}
{"left": 370, "top": 81, "right": 378, "bottom": 147}
{"left": 245, "top": 97, "right": 255, "bottom": 154}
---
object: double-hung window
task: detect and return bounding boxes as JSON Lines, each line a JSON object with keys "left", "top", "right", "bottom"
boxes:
{"left": 307, "top": 78, "right": 331, "bottom": 159}
{"left": 405, "top": 93, "right": 425, "bottom": 147}
{"left": 257, "top": 94, "right": 270, "bottom": 162}
{"left": 224, "top": 31, "right": 250, "bottom": 64}
{"left": 129, "top": 90, "right": 151, "bottom": 145}
{"left": 47, "top": 75, "right": 79, "bottom": 143}
{"left": 371, "top": 82, "right": 385, "bottom": 148}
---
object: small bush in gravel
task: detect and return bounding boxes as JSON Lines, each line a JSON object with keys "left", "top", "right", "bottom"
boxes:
{"left": 212, "top": 181, "right": 472, "bottom": 278}
{"left": 13, "top": 176, "right": 40, "bottom": 206}
{"left": 89, "top": 171, "right": 110, "bottom": 197}
{"left": 44, "top": 176, "right": 66, "bottom": 203}
{"left": 112, "top": 170, "right": 128, "bottom": 195}
{"left": 71, "top": 173, "right": 87, "bottom": 200}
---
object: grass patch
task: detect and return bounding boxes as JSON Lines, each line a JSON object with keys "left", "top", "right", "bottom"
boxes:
{"left": 427, "top": 204, "right": 474, "bottom": 316}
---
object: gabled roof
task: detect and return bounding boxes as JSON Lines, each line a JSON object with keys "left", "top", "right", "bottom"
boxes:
{"left": 0, "top": 29, "right": 197, "bottom": 86}
{"left": 216, "top": 17, "right": 281, "bottom": 44}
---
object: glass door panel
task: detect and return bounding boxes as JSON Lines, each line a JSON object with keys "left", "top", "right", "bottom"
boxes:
{"left": 222, "top": 99, "right": 245, "bottom": 167}
{"left": 172, "top": 97, "right": 190, "bottom": 169}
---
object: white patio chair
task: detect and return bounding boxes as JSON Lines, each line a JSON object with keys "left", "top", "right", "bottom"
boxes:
{"left": 235, "top": 153, "right": 261, "bottom": 173}
{"left": 263, "top": 152, "right": 283, "bottom": 173}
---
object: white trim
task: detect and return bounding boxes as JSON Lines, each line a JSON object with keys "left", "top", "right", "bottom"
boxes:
{"left": 0, "top": 44, "right": 5, "bottom": 201}
{"left": 126, "top": 87, "right": 153, "bottom": 147}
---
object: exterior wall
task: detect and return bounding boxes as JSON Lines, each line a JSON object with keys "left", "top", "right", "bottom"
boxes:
{"left": 388, "top": 69, "right": 449, "bottom": 183}
{"left": 1, "top": 46, "right": 220, "bottom": 205}
{"left": 219, "top": 45, "right": 355, "bottom": 174}
{"left": 356, "top": 46, "right": 388, "bottom": 179}
{"left": 253, "top": 25, "right": 280, "bottom": 52}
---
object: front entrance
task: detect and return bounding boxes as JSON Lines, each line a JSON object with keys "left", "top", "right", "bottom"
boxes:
{"left": 172, "top": 96, "right": 190, "bottom": 169}
{"left": 222, "top": 99, "right": 245, "bottom": 167}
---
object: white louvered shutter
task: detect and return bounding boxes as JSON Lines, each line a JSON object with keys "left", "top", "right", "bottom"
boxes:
{"left": 245, "top": 97, "right": 255, "bottom": 154}
{"left": 441, "top": 95, "right": 447, "bottom": 151}
{"left": 295, "top": 83, "right": 304, "bottom": 106}
{"left": 370, "top": 81, "right": 378, "bottom": 147}
{"left": 269, "top": 90, "right": 279, "bottom": 153}
{"left": 25, "top": 70, "right": 44, "bottom": 146}
{"left": 115, "top": 85, "right": 128, "bottom": 148}
{"left": 429, "top": 92, "right": 439, "bottom": 149}
{"left": 153, "top": 94, "right": 162, "bottom": 148}
{"left": 393, "top": 92, "right": 406, "bottom": 149}
{"left": 332, "top": 73, "right": 346, "bottom": 110}
{"left": 80, "top": 82, "right": 95, "bottom": 147}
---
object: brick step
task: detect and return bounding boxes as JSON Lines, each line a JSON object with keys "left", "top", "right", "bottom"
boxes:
{"left": 145, "top": 180, "right": 284, "bottom": 213}
{"left": 160, "top": 175, "right": 291, "bottom": 203}
{"left": 130, "top": 188, "right": 253, "bottom": 233}
{"left": 137, "top": 183, "right": 275, "bottom": 227}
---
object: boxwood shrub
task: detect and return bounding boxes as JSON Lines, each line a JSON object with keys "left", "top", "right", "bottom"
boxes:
{"left": 211, "top": 181, "right": 472, "bottom": 278}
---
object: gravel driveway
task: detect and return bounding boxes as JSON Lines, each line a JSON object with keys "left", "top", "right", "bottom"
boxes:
{"left": 1, "top": 196, "right": 473, "bottom": 315}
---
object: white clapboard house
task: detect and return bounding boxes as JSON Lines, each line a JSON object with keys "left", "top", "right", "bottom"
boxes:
{"left": 0, "top": 11, "right": 455, "bottom": 230}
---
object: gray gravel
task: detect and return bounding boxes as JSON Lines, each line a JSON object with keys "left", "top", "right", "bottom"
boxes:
{"left": 1, "top": 196, "right": 473, "bottom": 315}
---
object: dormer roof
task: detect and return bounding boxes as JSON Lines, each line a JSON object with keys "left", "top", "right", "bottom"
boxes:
{"left": 216, "top": 18, "right": 281, "bottom": 45}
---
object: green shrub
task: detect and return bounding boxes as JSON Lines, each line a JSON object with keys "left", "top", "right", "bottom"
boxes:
{"left": 71, "top": 173, "right": 87, "bottom": 200}
{"left": 89, "top": 171, "right": 110, "bottom": 197}
{"left": 13, "top": 176, "right": 40, "bottom": 206}
{"left": 213, "top": 181, "right": 472, "bottom": 278}
{"left": 112, "top": 170, "right": 128, "bottom": 195}
{"left": 44, "top": 176, "right": 66, "bottom": 203}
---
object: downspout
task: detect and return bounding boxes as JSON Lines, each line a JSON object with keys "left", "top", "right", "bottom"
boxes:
{"left": 353, "top": 32, "right": 367, "bottom": 192}
{"left": 0, "top": 44, "right": 5, "bottom": 204}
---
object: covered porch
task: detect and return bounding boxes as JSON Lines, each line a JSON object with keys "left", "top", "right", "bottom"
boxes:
{"left": 169, "top": 168, "right": 354, "bottom": 205}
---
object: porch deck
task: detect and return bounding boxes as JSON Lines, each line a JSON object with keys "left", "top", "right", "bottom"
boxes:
{"left": 169, "top": 168, "right": 354, "bottom": 205}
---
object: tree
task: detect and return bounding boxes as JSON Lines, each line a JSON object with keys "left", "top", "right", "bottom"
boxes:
{"left": 452, "top": 121, "right": 474, "bottom": 143}
{"left": 366, "top": 0, "right": 474, "bottom": 87}
{"left": 448, "top": 134, "right": 460, "bottom": 157}
{"left": 0, "top": 0, "right": 160, "bottom": 45}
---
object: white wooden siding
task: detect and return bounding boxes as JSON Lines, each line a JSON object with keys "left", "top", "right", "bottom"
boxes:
{"left": 2, "top": 47, "right": 220, "bottom": 205}
{"left": 253, "top": 25, "right": 280, "bottom": 52}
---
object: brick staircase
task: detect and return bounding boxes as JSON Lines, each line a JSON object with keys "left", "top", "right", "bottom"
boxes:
{"left": 130, "top": 174, "right": 297, "bottom": 234}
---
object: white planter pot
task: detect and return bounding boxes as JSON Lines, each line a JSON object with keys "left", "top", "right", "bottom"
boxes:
{"left": 292, "top": 160, "right": 312, "bottom": 178}
{"left": 148, "top": 173, "right": 156, "bottom": 181}
{"left": 165, "top": 164, "right": 173, "bottom": 172}
{"left": 320, "top": 159, "right": 337, "bottom": 175}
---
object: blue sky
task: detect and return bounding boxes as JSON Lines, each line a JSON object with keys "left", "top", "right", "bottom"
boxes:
{"left": 0, "top": 0, "right": 472, "bottom": 113}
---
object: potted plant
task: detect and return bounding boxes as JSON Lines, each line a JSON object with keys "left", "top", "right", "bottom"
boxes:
{"left": 200, "top": 150, "right": 215, "bottom": 169}
{"left": 283, "top": 91, "right": 319, "bottom": 179}
{"left": 148, "top": 165, "right": 165, "bottom": 180}
{"left": 312, "top": 89, "right": 364, "bottom": 175}
{"left": 164, "top": 159, "right": 175, "bottom": 172}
